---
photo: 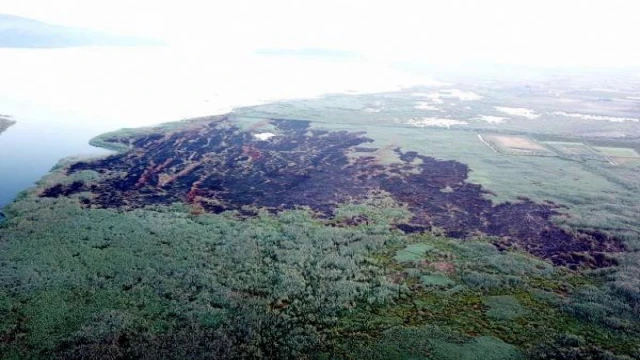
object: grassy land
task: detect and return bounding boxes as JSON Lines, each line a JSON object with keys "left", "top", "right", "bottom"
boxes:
{"left": 2, "top": 85, "right": 640, "bottom": 358}
{"left": 88, "top": 115, "right": 224, "bottom": 153}
{"left": 593, "top": 146, "right": 640, "bottom": 158}
{"left": 234, "top": 92, "right": 640, "bottom": 358}
{"left": 0, "top": 175, "right": 637, "bottom": 358}
{"left": 336, "top": 234, "right": 639, "bottom": 358}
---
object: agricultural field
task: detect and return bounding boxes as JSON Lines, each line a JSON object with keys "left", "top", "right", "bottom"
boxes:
{"left": 481, "top": 134, "right": 555, "bottom": 156}
{"left": 593, "top": 146, "right": 640, "bottom": 158}
{"left": 540, "top": 141, "right": 606, "bottom": 162}
{"left": 541, "top": 141, "right": 593, "bottom": 156}
{"left": 591, "top": 146, "right": 640, "bottom": 165}
{"left": 2, "top": 73, "right": 640, "bottom": 358}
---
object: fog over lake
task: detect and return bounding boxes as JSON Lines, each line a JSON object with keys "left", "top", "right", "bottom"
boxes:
{"left": 0, "top": 46, "right": 430, "bottom": 208}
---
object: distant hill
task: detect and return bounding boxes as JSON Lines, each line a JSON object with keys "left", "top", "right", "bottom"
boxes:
{"left": 0, "top": 116, "right": 15, "bottom": 135}
{"left": 0, "top": 14, "right": 163, "bottom": 48}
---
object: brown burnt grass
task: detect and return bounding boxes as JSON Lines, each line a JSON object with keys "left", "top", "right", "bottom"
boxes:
{"left": 41, "top": 117, "right": 624, "bottom": 268}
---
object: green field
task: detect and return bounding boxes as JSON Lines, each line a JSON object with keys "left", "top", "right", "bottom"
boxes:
{"left": 481, "top": 134, "right": 556, "bottom": 156}
{"left": 1, "top": 189, "right": 637, "bottom": 358}
{"left": 541, "top": 141, "right": 594, "bottom": 155}
{"left": 593, "top": 146, "right": 640, "bottom": 158}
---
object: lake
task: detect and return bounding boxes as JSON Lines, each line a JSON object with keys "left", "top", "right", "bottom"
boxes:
{"left": 0, "top": 46, "right": 427, "bottom": 209}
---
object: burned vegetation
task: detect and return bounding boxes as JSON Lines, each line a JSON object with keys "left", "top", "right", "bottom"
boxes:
{"left": 42, "top": 117, "right": 623, "bottom": 267}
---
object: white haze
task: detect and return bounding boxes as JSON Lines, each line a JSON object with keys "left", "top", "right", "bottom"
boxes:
{"left": 0, "top": 47, "right": 438, "bottom": 131}
{"left": 3, "top": 0, "right": 640, "bottom": 68}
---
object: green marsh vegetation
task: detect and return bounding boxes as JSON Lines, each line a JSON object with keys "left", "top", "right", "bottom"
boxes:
{"left": 2, "top": 85, "right": 640, "bottom": 358}
{"left": 234, "top": 91, "right": 640, "bottom": 358}
{"left": 0, "top": 167, "right": 638, "bottom": 358}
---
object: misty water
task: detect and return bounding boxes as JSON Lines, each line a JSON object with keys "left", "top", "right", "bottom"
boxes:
{"left": 0, "top": 46, "right": 423, "bottom": 209}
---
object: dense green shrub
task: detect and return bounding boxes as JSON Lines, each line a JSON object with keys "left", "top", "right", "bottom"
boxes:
{"left": 527, "top": 333, "right": 635, "bottom": 360}
{"left": 483, "top": 295, "right": 530, "bottom": 320}
{"left": 421, "top": 274, "right": 455, "bottom": 288}
{"left": 0, "top": 196, "right": 404, "bottom": 357}
{"left": 347, "top": 325, "right": 521, "bottom": 360}
{"left": 1, "top": 173, "right": 639, "bottom": 358}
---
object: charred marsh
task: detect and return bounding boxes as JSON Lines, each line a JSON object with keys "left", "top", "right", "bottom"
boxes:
{"left": 43, "top": 117, "right": 624, "bottom": 267}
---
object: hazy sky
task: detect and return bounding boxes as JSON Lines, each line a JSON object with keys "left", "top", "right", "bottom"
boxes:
{"left": 3, "top": 0, "right": 640, "bottom": 67}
